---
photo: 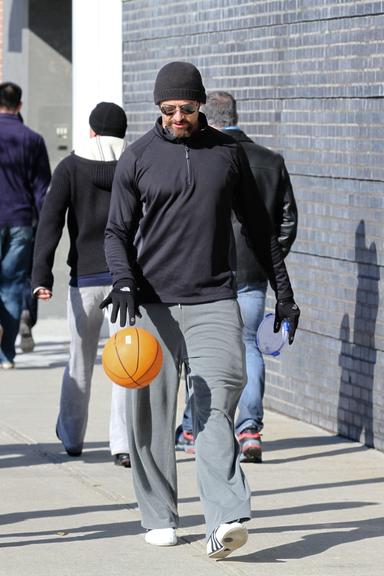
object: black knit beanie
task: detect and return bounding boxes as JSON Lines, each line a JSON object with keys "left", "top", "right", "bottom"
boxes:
{"left": 153, "top": 62, "right": 206, "bottom": 105}
{"left": 89, "top": 102, "right": 127, "bottom": 138}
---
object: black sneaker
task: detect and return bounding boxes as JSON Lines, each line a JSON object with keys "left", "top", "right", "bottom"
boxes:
{"left": 238, "top": 428, "right": 262, "bottom": 463}
{"left": 114, "top": 453, "right": 131, "bottom": 468}
{"left": 19, "top": 316, "right": 35, "bottom": 353}
{"left": 56, "top": 425, "right": 82, "bottom": 457}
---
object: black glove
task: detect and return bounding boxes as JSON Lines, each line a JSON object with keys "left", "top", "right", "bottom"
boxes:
{"left": 274, "top": 299, "right": 300, "bottom": 345}
{"left": 99, "top": 280, "right": 140, "bottom": 327}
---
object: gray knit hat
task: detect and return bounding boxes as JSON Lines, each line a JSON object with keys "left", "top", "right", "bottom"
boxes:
{"left": 89, "top": 102, "right": 127, "bottom": 138}
{"left": 153, "top": 62, "right": 206, "bottom": 105}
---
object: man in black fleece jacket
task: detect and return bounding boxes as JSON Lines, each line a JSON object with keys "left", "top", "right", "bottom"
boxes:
{"left": 32, "top": 102, "right": 131, "bottom": 467}
{"left": 102, "top": 62, "right": 300, "bottom": 558}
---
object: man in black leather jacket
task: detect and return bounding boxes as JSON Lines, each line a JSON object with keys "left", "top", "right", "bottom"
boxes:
{"left": 202, "top": 91, "right": 298, "bottom": 463}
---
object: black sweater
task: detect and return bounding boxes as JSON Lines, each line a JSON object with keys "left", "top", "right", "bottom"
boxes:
{"left": 32, "top": 153, "right": 116, "bottom": 290}
{"left": 105, "top": 115, "right": 294, "bottom": 304}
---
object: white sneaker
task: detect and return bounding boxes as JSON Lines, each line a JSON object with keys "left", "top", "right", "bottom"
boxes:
{"left": 207, "top": 522, "right": 248, "bottom": 559}
{"left": 144, "top": 528, "right": 177, "bottom": 546}
{"left": 1, "top": 360, "right": 15, "bottom": 370}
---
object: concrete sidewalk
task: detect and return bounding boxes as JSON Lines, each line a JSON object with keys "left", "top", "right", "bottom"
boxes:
{"left": 0, "top": 319, "right": 383, "bottom": 576}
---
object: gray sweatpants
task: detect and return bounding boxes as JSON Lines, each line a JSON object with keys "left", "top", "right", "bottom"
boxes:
{"left": 56, "top": 286, "right": 129, "bottom": 455}
{"left": 126, "top": 299, "right": 251, "bottom": 539}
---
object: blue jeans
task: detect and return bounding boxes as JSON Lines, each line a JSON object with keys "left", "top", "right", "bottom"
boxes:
{"left": 0, "top": 226, "right": 33, "bottom": 363}
{"left": 235, "top": 281, "right": 267, "bottom": 434}
{"left": 181, "top": 364, "right": 194, "bottom": 434}
{"left": 21, "top": 227, "right": 38, "bottom": 328}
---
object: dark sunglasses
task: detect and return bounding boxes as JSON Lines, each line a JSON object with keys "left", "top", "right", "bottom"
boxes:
{"left": 159, "top": 103, "right": 199, "bottom": 116}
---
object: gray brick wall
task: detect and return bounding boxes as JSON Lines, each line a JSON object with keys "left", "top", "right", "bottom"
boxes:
{"left": 122, "top": 0, "right": 384, "bottom": 450}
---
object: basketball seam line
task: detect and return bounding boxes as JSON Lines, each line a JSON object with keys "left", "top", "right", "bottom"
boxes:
{"left": 134, "top": 327, "right": 140, "bottom": 375}
{"left": 132, "top": 341, "right": 161, "bottom": 384}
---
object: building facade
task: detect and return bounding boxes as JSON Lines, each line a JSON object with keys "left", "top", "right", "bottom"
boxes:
{"left": 0, "top": 0, "right": 123, "bottom": 319}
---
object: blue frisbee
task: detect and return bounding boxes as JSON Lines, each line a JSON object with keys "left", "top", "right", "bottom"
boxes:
{"left": 256, "top": 313, "right": 289, "bottom": 356}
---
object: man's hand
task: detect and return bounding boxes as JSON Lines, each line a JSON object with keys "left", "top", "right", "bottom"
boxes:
{"left": 34, "top": 287, "right": 52, "bottom": 300}
{"left": 99, "top": 280, "right": 140, "bottom": 327}
{"left": 274, "top": 299, "right": 300, "bottom": 344}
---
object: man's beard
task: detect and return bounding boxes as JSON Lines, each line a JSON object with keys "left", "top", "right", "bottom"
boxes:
{"left": 164, "top": 117, "right": 198, "bottom": 139}
{"left": 167, "top": 124, "right": 195, "bottom": 138}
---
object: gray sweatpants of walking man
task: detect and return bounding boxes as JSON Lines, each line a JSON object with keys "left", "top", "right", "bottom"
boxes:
{"left": 124, "top": 298, "right": 252, "bottom": 540}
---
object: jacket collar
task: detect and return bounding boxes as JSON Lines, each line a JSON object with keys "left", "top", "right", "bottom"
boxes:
{"left": 221, "top": 126, "right": 253, "bottom": 144}
{"left": 0, "top": 112, "right": 21, "bottom": 122}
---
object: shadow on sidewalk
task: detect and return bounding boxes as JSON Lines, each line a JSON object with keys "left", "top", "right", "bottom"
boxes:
{"left": 264, "top": 444, "right": 369, "bottom": 464}
{"left": 254, "top": 476, "right": 384, "bottom": 498}
{"left": 0, "top": 517, "right": 143, "bottom": 548}
{"left": 0, "top": 441, "right": 114, "bottom": 468}
{"left": 157, "top": 507, "right": 384, "bottom": 563}
{"left": 229, "top": 515, "right": 384, "bottom": 563}
{"left": 0, "top": 503, "right": 133, "bottom": 527}
{"left": 264, "top": 434, "right": 355, "bottom": 452}
{"left": 176, "top": 476, "right": 384, "bottom": 504}
{"left": 179, "top": 501, "right": 376, "bottom": 534}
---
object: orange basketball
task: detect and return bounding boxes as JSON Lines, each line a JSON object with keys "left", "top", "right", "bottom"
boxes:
{"left": 102, "top": 327, "right": 163, "bottom": 388}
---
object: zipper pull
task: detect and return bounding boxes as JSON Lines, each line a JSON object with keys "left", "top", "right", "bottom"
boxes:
{"left": 185, "top": 146, "right": 191, "bottom": 185}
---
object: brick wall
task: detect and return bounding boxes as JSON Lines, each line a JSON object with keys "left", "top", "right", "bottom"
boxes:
{"left": 122, "top": 0, "right": 384, "bottom": 450}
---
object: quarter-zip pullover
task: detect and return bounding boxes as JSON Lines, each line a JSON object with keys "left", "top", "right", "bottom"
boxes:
{"left": 105, "top": 114, "right": 294, "bottom": 304}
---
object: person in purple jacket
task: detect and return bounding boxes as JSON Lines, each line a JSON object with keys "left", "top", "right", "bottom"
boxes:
{"left": 0, "top": 82, "right": 51, "bottom": 369}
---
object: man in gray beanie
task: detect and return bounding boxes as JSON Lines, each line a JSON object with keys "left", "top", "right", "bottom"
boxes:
{"left": 102, "top": 62, "right": 300, "bottom": 558}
